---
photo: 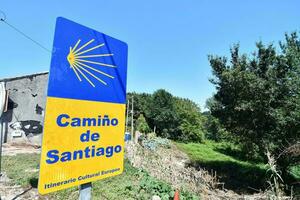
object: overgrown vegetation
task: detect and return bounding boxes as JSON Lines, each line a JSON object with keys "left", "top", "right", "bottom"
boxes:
{"left": 208, "top": 32, "right": 300, "bottom": 170}
{"left": 127, "top": 90, "right": 205, "bottom": 142}
{"left": 2, "top": 154, "right": 198, "bottom": 200}
{"left": 128, "top": 41, "right": 300, "bottom": 191}
{"left": 176, "top": 141, "right": 267, "bottom": 192}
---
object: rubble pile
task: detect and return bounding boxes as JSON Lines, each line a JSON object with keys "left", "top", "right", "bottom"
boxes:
{"left": 125, "top": 139, "right": 274, "bottom": 200}
{"left": 125, "top": 140, "right": 216, "bottom": 195}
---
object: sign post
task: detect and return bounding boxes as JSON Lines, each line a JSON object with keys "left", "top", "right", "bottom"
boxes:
{"left": 38, "top": 17, "right": 128, "bottom": 196}
{"left": 79, "top": 182, "right": 92, "bottom": 200}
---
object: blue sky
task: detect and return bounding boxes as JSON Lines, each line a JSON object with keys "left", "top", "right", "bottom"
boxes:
{"left": 0, "top": 1, "right": 299, "bottom": 109}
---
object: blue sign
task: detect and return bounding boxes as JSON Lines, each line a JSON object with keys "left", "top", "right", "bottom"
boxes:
{"left": 47, "top": 17, "right": 128, "bottom": 104}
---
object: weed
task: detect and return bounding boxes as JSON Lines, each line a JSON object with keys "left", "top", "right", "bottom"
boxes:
{"left": 2, "top": 154, "right": 199, "bottom": 200}
{"left": 2, "top": 153, "right": 40, "bottom": 187}
{"left": 266, "top": 150, "right": 284, "bottom": 199}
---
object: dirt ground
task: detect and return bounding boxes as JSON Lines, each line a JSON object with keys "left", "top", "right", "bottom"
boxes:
{"left": 1, "top": 143, "right": 40, "bottom": 156}
{"left": 0, "top": 143, "right": 43, "bottom": 200}
{"left": 0, "top": 172, "right": 47, "bottom": 200}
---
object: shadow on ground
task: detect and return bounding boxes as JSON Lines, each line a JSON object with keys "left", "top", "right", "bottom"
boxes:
{"left": 214, "top": 146, "right": 264, "bottom": 163}
{"left": 187, "top": 160, "right": 267, "bottom": 194}
{"left": 29, "top": 178, "right": 38, "bottom": 188}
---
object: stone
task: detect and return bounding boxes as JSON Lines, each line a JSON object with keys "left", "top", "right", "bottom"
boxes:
{"left": 152, "top": 195, "right": 161, "bottom": 200}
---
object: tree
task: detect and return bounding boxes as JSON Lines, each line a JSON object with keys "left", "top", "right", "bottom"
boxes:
{"left": 127, "top": 89, "right": 206, "bottom": 142}
{"left": 136, "top": 114, "right": 151, "bottom": 133}
{"left": 208, "top": 32, "right": 300, "bottom": 163}
{"left": 127, "top": 92, "right": 152, "bottom": 119}
{"left": 175, "top": 98, "right": 205, "bottom": 142}
{"left": 203, "top": 110, "right": 229, "bottom": 142}
{"left": 126, "top": 92, "right": 152, "bottom": 132}
{"left": 149, "top": 89, "right": 179, "bottom": 138}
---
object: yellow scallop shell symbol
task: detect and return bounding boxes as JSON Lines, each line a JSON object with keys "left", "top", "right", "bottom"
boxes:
{"left": 67, "top": 39, "right": 115, "bottom": 87}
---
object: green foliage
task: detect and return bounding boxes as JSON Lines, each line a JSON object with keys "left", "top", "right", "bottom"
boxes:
{"left": 175, "top": 98, "right": 205, "bottom": 142}
{"left": 176, "top": 141, "right": 267, "bottom": 191}
{"left": 2, "top": 154, "right": 198, "bottom": 200}
{"left": 289, "top": 165, "right": 300, "bottom": 180}
{"left": 136, "top": 114, "right": 151, "bottom": 133}
{"left": 138, "top": 172, "right": 199, "bottom": 200}
{"left": 176, "top": 140, "right": 263, "bottom": 166}
{"left": 128, "top": 89, "right": 205, "bottom": 142}
{"left": 126, "top": 92, "right": 152, "bottom": 121}
{"left": 126, "top": 92, "right": 152, "bottom": 132}
{"left": 203, "top": 111, "right": 229, "bottom": 142}
{"left": 148, "top": 89, "right": 179, "bottom": 138}
{"left": 138, "top": 172, "right": 173, "bottom": 199}
{"left": 208, "top": 32, "right": 300, "bottom": 165}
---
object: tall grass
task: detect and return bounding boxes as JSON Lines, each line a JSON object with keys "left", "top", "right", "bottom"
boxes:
{"left": 266, "top": 150, "right": 284, "bottom": 199}
{"left": 176, "top": 140, "right": 267, "bottom": 192}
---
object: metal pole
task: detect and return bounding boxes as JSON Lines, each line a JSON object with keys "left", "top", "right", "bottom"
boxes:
{"left": 79, "top": 182, "right": 92, "bottom": 200}
{"left": 125, "top": 99, "right": 130, "bottom": 132}
{"left": 131, "top": 96, "right": 134, "bottom": 138}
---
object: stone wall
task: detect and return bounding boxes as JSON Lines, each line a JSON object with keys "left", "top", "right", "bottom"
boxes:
{"left": 0, "top": 72, "right": 48, "bottom": 145}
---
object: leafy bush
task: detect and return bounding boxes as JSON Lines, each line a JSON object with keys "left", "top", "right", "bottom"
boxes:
{"left": 138, "top": 172, "right": 173, "bottom": 198}
{"left": 174, "top": 98, "right": 205, "bottom": 143}
{"left": 136, "top": 114, "right": 151, "bottom": 133}
{"left": 138, "top": 172, "right": 199, "bottom": 200}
